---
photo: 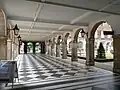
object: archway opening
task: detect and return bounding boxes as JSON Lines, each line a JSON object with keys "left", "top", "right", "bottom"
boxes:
{"left": 35, "top": 42, "right": 40, "bottom": 53}
{"left": 27, "top": 42, "right": 33, "bottom": 53}
{"left": 94, "top": 22, "right": 113, "bottom": 60}
{"left": 90, "top": 21, "right": 114, "bottom": 70}
{"left": 77, "top": 32, "right": 86, "bottom": 58}
{"left": 20, "top": 42, "right": 24, "bottom": 54}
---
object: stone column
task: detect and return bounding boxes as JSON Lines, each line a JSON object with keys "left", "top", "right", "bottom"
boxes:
{"left": 56, "top": 44, "right": 61, "bottom": 57}
{"left": 48, "top": 44, "right": 51, "bottom": 55}
{"left": 13, "top": 43, "right": 17, "bottom": 59}
{"left": 18, "top": 41, "right": 20, "bottom": 54}
{"left": 62, "top": 43, "right": 67, "bottom": 59}
{"left": 41, "top": 41, "right": 46, "bottom": 54}
{"left": 86, "top": 38, "right": 95, "bottom": 66}
{"left": 0, "top": 37, "right": 7, "bottom": 60}
{"left": 33, "top": 42, "right": 36, "bottom": 54}
{"left": 51, "top": 43, "right": 55, "bottom": 56}
{"left": 14, "top": 37, "right": 19, "bottom": 58}
{"left": 7, "top": 39, "right": 12, "bottom": 60}
{"left": 113, "top": 35, "right": 120, "bottom": 73}
{"left": 12, "top": 42, "right": 15, "bottom": 60}
{"left": 71, "top": 42, "right": 78, "bottom": 61}
{"left": 16, "top": 44, "right": 19, "bottom": 56}
{"left": 24, "top": 42, "right": 27, "bottom": 54}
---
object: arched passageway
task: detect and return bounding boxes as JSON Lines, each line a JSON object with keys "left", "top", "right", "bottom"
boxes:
{"left": 0, "top": 9, "right": 7, "bottom": 59}
{"left": 87, "top": 21, "right": 114, "bottom": 66}
{"left": 35, "top": 42, "right": 40, "bottom": 53}
{"left": 27, "top": 42, "right": 33, "bottom": 53}
{"left": 94, "top": 22, "right": 113, "bottom": 60}
{"left": 71, "top": 29, "right": 86, "bottom": 61}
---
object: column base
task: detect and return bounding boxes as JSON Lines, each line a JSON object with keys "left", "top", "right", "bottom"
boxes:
{"left": 71, "top": 57, "right": 78, "bottom": 62}
{"left": 113, "top": 68, "right": 120, "bottom": 73}
{"left": 56, "top": 55, "right": 60, "bottom": 57}
{"left": 86, "top": 61, "right": 95, "bottom": 66}
{"left": 62, "top": 56, "right": 67, "bottom": 59}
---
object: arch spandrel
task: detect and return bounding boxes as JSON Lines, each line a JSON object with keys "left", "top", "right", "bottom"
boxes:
{"left": 88, "top": 21, "right": 106, "bottom": 39}
{"left": 56, "top": 35, "right": 61, "bottom": 45}
{"left": 0, "top": 9, "right": 6, "bottom": 36}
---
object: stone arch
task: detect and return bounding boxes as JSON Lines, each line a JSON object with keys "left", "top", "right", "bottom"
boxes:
{"left": 0, "top": 9, "right": 6, "bottom": 36}
{"left": 89, "top": 21, "right": 106, "bottom": 39}
{"left": 7, "top": 24, "right": 14, "bottom": 39}
{"left": 64, "top": 33, "right": 70, "bottom": 44}
{"left": 69, "top": 41, "right": 72, "bottom": 48}
{"left": 73, "top": 29, "right": 81, "bottom": 43}
{"left": 87, "top": 20, "right": 113, "bottom": 66}
{"left": 56, "top": 35, "right": 61, "bottom": 45}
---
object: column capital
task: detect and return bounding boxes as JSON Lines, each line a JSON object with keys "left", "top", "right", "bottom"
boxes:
{"left": 7, "top": 39, "right": 12, "bottom": 42}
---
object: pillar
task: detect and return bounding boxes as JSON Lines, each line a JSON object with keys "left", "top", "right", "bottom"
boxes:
{"left": 48, "top": 40, "right": 51, "bottom": 55}
{"left": 0, "top": 37, "right": 7, "bottom": 59}
{"left": 41, "top": 41, "right": 46, "bottom": 54}
{"left": 24, "top": 41, "right": 27, "bottom": 54}
{"left": 18, "top": 41, "right": 20, "bottom": 54}
{"left": 62, "top": 43, "right": 67, "bottom": 59}
{"left": 113, "top": 35, "right": 120, "bottom": 73}
{"left": 12, "top": 37, "right": 19, "bottom": 59}
{"left": 51, "top": 43, "right": 55, "bottom": 56}
{"left": 16, "top": 43, "right": 19, "bottom": 56}
{"left": 71, "top": 42, "right": 78, "bottom": 61}
{"left": 33, "top": 42, "right": 36, "bottom": 54}
{"left": 7, "top": 39, "right": 12, "bottom": 60}
{"left": 86, "top": 38, "right": 95, "bottom": 66}
{"left": 56, "top": 44, "right": 61, "bottom": 57}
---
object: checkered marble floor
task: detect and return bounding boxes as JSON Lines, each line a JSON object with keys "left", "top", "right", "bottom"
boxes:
{"left": 18, "top": 54, "right": 113, "bottom": 83}
{"left": 5, "top": 54, "right": 120, "bottom": 90}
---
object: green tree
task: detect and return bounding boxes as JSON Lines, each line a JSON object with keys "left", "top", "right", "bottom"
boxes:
{"left": 96, "top": 42, "right": 106, "bottom": 59}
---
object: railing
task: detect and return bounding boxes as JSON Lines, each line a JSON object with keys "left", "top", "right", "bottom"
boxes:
{"left": 0, "top": 60, "right": 18, "bottom": 89}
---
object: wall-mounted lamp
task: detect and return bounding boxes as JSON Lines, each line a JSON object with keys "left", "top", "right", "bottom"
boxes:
{"left": 17, "top": 35, "right": 21, "bottom": 40}
{"left": 17, "top": 35, "right": 22, "bottom": 45}
{"left": 80, "top": 28, "right": 88, "bottom": 37}
{"left": 8, "top": 24, "right": 20, "bottom": 36}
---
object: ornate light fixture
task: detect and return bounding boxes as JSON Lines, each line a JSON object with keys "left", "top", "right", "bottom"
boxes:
{"left": 17, "top": 35, "right": 22, "bottom": 45}
{"left": 13, "top": 24, "right": 19, "bottom": 35}
{"left": 17, "top": 35, "right": 21, "bottom": 40}
{"left": 8, "top": 24, "right": 20, "bottom": 36}
{"left": 80, "top": 28, "right": 88, "bottom": 37}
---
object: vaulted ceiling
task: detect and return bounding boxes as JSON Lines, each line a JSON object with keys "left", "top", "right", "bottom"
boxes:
{"left": 0, "top": 0, "right": 120, "bottom": 41}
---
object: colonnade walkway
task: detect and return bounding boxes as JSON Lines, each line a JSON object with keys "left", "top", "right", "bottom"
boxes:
{"left": 6, "top": 54, "right": 120, "bottom": 90}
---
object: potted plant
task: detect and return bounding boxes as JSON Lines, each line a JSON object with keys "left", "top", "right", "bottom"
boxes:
{"left": 96, "top": 42, "right": 106, "bottom": 60}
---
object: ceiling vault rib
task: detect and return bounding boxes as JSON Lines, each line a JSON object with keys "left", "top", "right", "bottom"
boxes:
{"left": 70, "top": 0, "right": 119, "bottom": 24}
{"left": 27, "top": 0, "right": 120, "bottom": 16}
{"left": 8, "top": 17, "right": 88, "bottom": 26}
{"left": 29, "top": 2, "right": 44, "bottom": 36}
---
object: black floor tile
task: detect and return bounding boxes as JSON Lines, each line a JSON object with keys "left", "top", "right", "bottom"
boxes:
{"left": 36, "top": 75, "right": 48, "bottom": 79}
{"left": 51, "top": 74, "right": 63, "bottom": 78}
{"left": 64, "top": 72, "right": 75, "bottom": 76}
